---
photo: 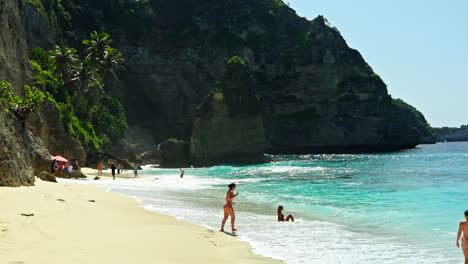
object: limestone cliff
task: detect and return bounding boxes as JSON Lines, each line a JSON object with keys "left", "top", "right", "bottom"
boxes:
{"left": 190, "top": 57, "right": 266, "bottom": 166}
{"left": 0, "top": 106, "right": 34, "bottom": 186}
{"left": 46, "top": 0, "right": 433, "bottom": 154}
{"left": 0, "top": 0, "right": 35, "bottom": 186}
{"left": 0, "top": 0, "right": 86, "bottom": 186}
{"left": 0, "top": 0, "right": 31, "bottom": 88}
{"left": 26, "top": 104, "right": 87, "bottom": 167}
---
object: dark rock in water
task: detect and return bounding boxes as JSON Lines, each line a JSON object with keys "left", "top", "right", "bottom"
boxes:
{"left": 159, "top": 139, "right": 190, "bottom": 168}
{"left": 37, "top": 171, "right": 57, "bottom": 183}
{"left": 70, "top": 170, "right": 87, "bottom": 179}
{"left": 190, "top": 57, "right": 267, "bottom": 166}
{"left": 93, "top": 176, "right": 100, "bottom": 180}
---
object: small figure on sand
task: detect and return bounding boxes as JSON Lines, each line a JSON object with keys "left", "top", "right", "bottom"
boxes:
{"left": 72, "top": 160, "right": 80, "bottom": 170}
{"left": 58, "top": 162, "right": 64, "bottom": 170}
{"left": 111, "top": 163, "right": 117, "bottom": 180}
{"left": 67, "top": 162, "right": 73, "bottom": 173}
{"left": 97, "top": 162, "right": 103, "bottom": 176}
{"left": 220, "top": 183, "right": 239, "bottom": 233}
{"left": 456, "top": 210, "right": 468, "bottom": 263}
{"left": 51, "top": 160, "right": 57, "bottom": 175}
{"left": 117, "top": 163, "right": 122, "bottom": 175}
{"left": 133, "top": 165, "right": 139, "bottom": 177}
{"left": 180, "top": 168, "right": 185, "bottom": 178}
{"left": 277, "top": 205, "right": 294, "bottom": 222}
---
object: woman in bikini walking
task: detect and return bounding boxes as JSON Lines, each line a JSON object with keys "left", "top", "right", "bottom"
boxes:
{"left": 457, "top": 210, "right": 468, "bottom": 264}
{"left": 220, "top": 183, "right": 239, "bottom": 232}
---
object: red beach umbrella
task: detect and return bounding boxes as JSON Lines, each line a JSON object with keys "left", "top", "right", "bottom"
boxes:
{"left": 52, "top": 155, "right": 68, "bottom": 162}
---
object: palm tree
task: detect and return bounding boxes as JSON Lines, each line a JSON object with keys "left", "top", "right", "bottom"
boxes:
{"left": 49, "top": 45, "right": 79, "bottom": 84}
{"left": 100, "top": 48, "right": 125, "bottom": 79}
{"left": 71, "top": 61, "right": 102, "bottom": 94}
{"left": 82, "top": 31, "right": 112, "bottom": 66}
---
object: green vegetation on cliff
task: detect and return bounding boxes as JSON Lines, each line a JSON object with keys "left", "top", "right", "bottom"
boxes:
{"left": 28, "top": 32, "right": 127, "bottom": 149}
{"left": 0, "top": 81, "right": 45, "bottom": 122}
{"left": 390, "top": 98, "right": 434, "bottom": 141}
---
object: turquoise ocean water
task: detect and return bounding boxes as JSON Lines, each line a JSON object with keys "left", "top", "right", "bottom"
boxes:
{"left": 70, "top": 142, "right": 468, "bottom": 263}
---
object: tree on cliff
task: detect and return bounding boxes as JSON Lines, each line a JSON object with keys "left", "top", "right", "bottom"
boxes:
{"left": 82, "top": 31, "right": 112, "bottom": 65}
{"left": 0, "top": 81, "right": 45, "bottom": 125}
{"left": 49, "top": 45, "right": 79, "bottom": 84}
{"left": 29, "top": 32, "right": 127, "bottom": 150}
{"left": 82, "top": 31, "right": 124, "bottom": 79}
{"left": 72, "top": 61, "right": 101, "bottom": 94}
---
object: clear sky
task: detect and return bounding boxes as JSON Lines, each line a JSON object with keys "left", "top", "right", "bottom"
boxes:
{"left": 286, "top": 0, "right": 467, "bottom": 127}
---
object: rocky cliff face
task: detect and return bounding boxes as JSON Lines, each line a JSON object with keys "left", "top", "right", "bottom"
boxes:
{"left": 26, "top": 104, "right": 87, "bottom": 166}
{"left": 0, "top": 0, "right": 31, "bottom": 88}
{"left": 0, "top": 0, "right": 86, "bottom": 186}
{"left": 190, "top": 57, "right": 266, "bottom": 166}
{"left": 52, "top": 0, "right": 432, "bottom": 154}
{"left": 0, "top": 106, "right": 35, "bottom": 186}
{"left": 0, "top": 0, "right": 35, "bottom": 186}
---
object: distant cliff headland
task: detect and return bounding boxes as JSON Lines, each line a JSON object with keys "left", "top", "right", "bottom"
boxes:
{"left": 0, "top": 0, "right": 435, "bottom": 185}
{"left": 433, "top": 125, "right": 468, "bottom": 142}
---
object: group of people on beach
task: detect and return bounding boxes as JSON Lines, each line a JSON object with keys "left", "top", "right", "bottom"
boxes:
{"left": 220, "top": 183, "right": 468, "bottom": 263}
{"left": 220, "top": 183, "right": 294, "bottom": 233}
{"left": 50, "top": 159, "right": 79, "bottom": 175}
{"left": 97, "top": 162, "right": 140, "bottom": 180}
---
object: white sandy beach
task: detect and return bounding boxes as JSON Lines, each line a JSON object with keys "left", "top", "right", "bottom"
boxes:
{"left": 0, "top": 177, "right": 280, "bottom": 264}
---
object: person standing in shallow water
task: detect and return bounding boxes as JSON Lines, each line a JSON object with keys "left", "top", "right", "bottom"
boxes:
{"left": 97, "top": 162, "right": 103, "bottom": 176}
{"left": 180, "top": 168, "right": 185, "bottom": 178}
{"left": 220, "top": 183, "right": 239, "bottom": 232}
{"left": 277, "top": 205, "right": 294, "bottom": 222}
{"left": 117, "top": 163, "right": 121, "bottom": 175}
{"left": 456, "top": 210, "right": 468, "bottom": 264}
{"left": 111, "top": 163, "right": 117, "bottom": 180}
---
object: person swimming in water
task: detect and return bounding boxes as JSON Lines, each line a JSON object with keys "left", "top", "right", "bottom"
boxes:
{"left": 220, "top": 183, "right": 239, "bottom": 232}
{"left": 277, "top": 205, "right": 294, "bottom": 222}
{"left": 457, "top": 210, "right": 468, "bottom": 264}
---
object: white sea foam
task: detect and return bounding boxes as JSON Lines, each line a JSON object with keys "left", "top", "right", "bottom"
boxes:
{"left": 64, "top": 171, "right": 459, "bottom": 264}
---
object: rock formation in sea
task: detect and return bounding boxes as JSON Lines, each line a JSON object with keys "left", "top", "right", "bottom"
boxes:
{"left": 190, "top": 56, "right": 267, "bottom": 166}
{"left": 159, "top": 139, "right": 190, "bottom": 168}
